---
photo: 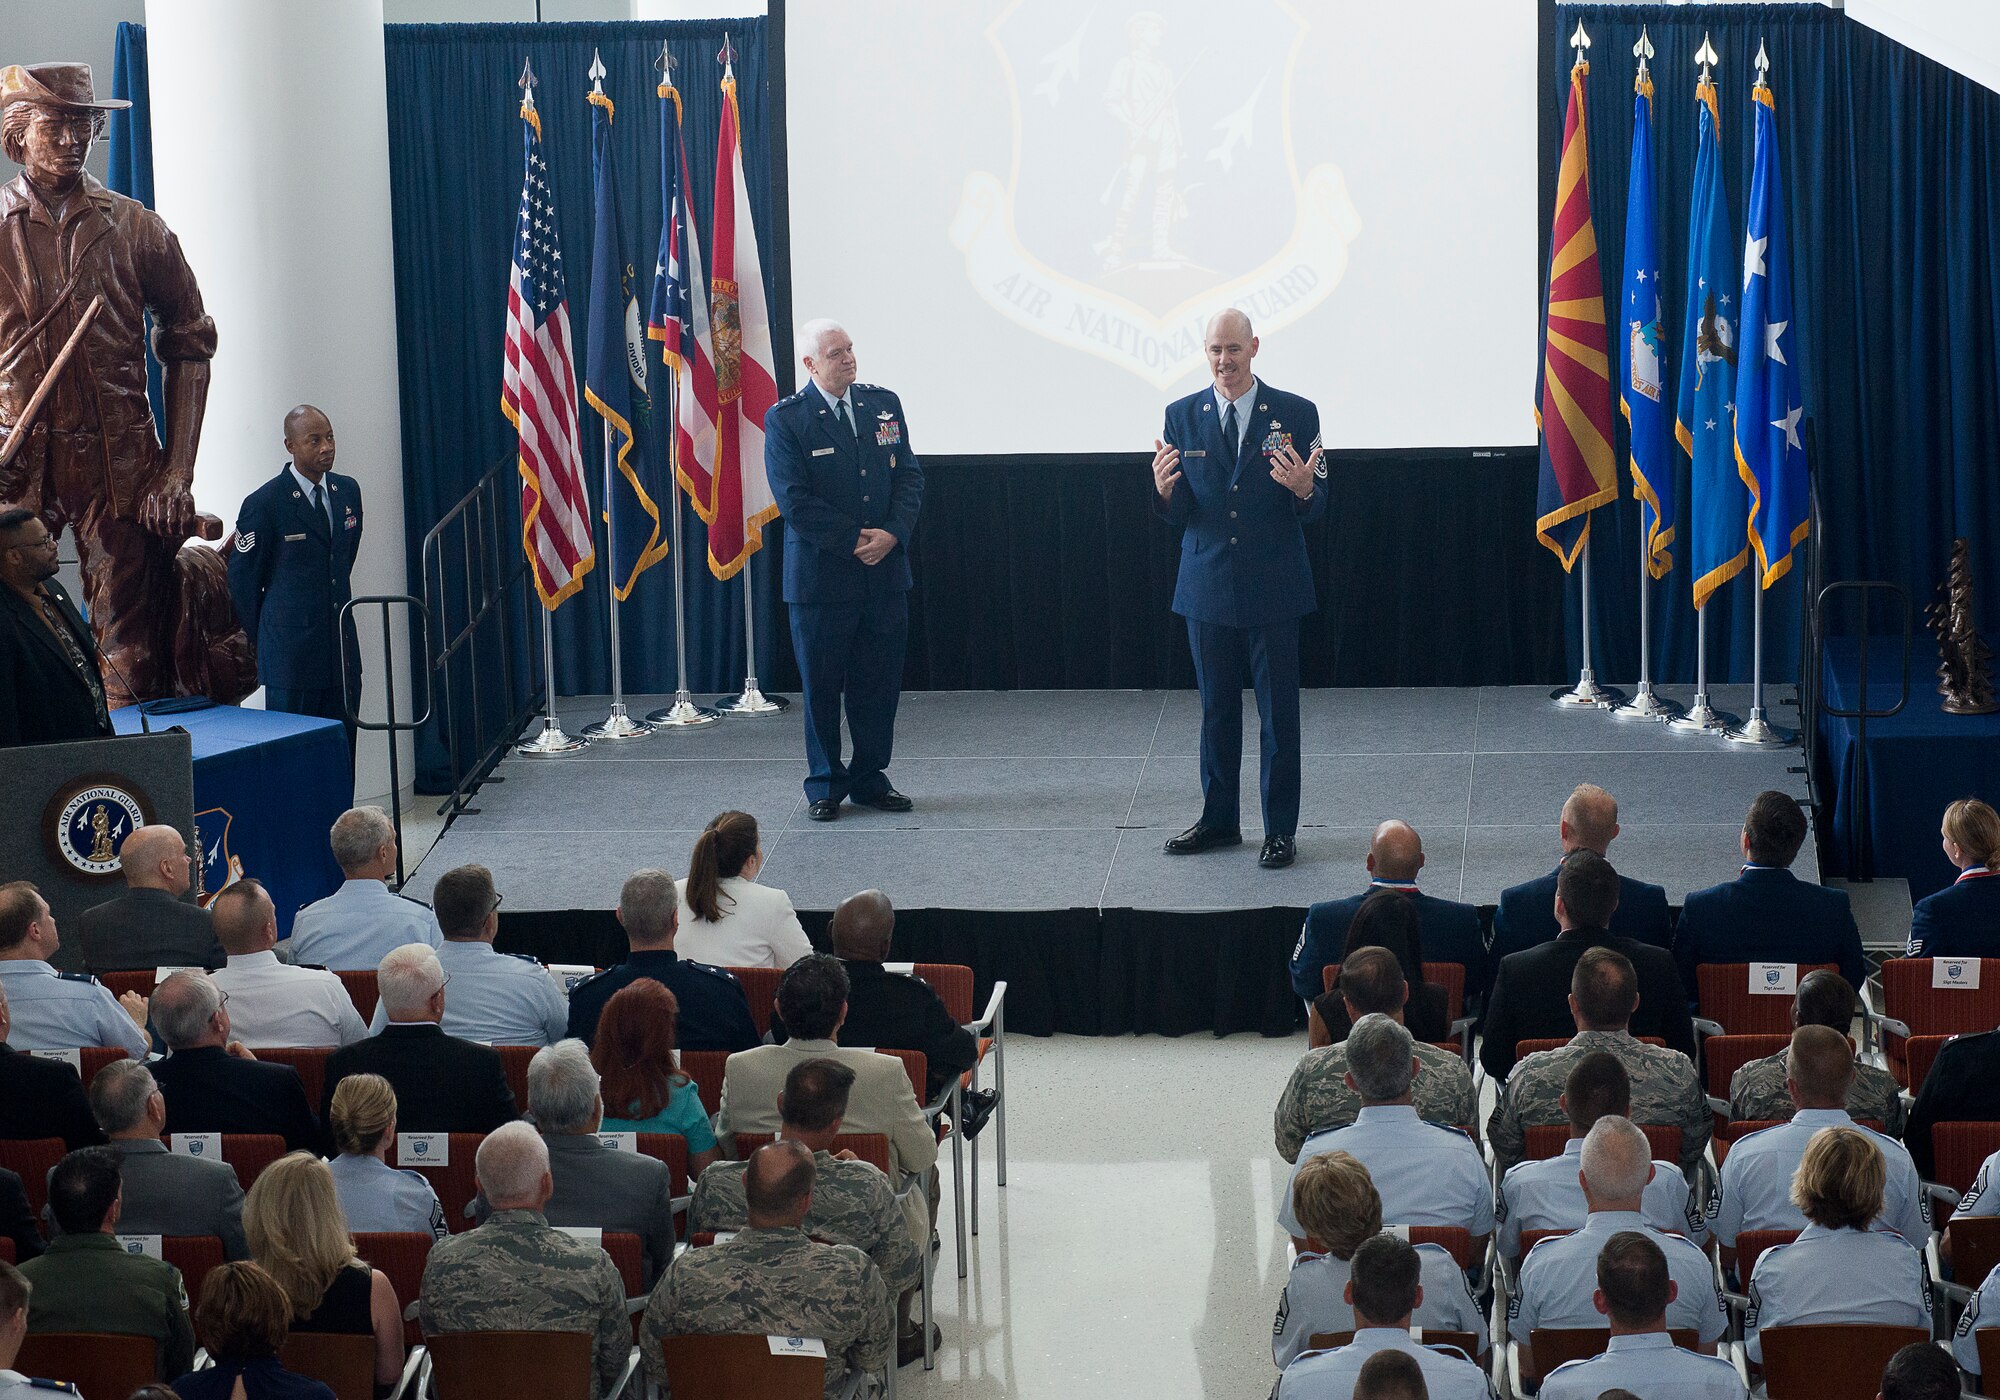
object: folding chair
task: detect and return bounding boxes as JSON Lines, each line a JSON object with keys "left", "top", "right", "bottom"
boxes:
{"left": 96, "top": 970, "right": 155, "bottom": 1002}
{"left": 1736, "top": 1228, "right": 1801, "bottom": 1283}
{"left": 1515, "top": 1327, "right": 1701, "bottom": 1389}
{"left": 336, "top": 968, "right": 381, "bottom": 1024}
{"left": 281, "top": 1331, "right": 378, "bottom": 1400}
{"left": 1980, "top": 1329, "right": 2000, "bottom": 1390}
{"left": 1694, "top": 963, "right": 1837, "bottom": 1039}
{"left": 1948, "top": 1217, "right": 2000, "bottom": 1290}
{"left": 496, "top": 1045, "right": 535, "bottom": 1108}
{"left": 423, "top": 1330, "right": 623, "bottom": 1400}
{"left": 217, "top": 1133, "right": 289, "bottom": 1189}
{"left": 258, "top": 1045, "right": 330, "bottom": 1107}
{"left": 1934, "top": 1122, "right": 2000, "bottom": 1199}
{"left": 727, "top": 966, "right": 782, "bottom": 1039}
{"left": 679, "top": 1051, "right": 729, "bottom": 1123}
{"left": 354, "top": 1231, "right": 435, "bottom": 1348}
{"left": 397, "top": 1133, "right": 487, "bottom": 1229}
{"left": 79, "top": 1046, "right": 128, "bottom": 1090}
{"left": 0, "top": 1138, "right": 63, "bottom": 1216}
{"left": 1516, "top": 1228, "right": 1570, "bottom": 1260}
{"left": 657, "top": 1333, "right": 828, "bottom": 1400}
{"left": 1405, "top": 1225, "right": 1473, "bottom": 1270}
{"left": 876, "top": 1047, "right": 927, "bottom": 1105}
{"left": 1702, "top": 1033, "right": 1789, "bottom": 1137}
{"left": 1906, "top": 1034, "right": 1954, "bottom": 1098}
{"left": 162, "top": 1234, "right": 226, "bottom": 1309}
{"left": 912, "top": 964, "right": 1010, "bottom": 1258}
{"left": 1875, "top": 959, "right": 2000, "bottom": 1086}
{"left": 0, "top": 1239, "right": 12, "bottom": 1263}
{"left": 601, "top": 1230, "right": 645, "bottom": 1340}
{"left": 1758, "top": 1323, "right": 1929, "bottom": 1400}
{"left": 15, "top": 1332, "right": 160, "bottom": 1396}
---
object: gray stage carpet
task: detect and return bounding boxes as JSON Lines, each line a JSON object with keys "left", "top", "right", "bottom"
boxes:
{"left": 406, "top": 685, "right": 1813, "bottom": 915}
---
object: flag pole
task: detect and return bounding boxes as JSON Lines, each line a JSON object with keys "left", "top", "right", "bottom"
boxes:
{"left": 1730, "top": 578, "right": 1791, "bottom": 745}
{"left": 515, "top": 607, "right": 590, "bottom": 754}
{"left": 716, "top": 566, "right": 787, "bottom": 715}
{"left": 646, "top": 350, "right": 720, "bottom": 728}
{"left": 1552, "top": 531, "right": 1621, "bottom": 706}
{"left": 584, "top": 417, "right": 657, "bottom": 739}
{"left": 1668, "top": 601, "right": 1736, "bottom": 731}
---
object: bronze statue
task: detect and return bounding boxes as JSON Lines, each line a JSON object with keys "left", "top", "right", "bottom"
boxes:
{"left": 0, "top": 62, "right": 253, "bottom": 707}
{"left": 1931, "top": 536, "right": 1999, "bottom": 715}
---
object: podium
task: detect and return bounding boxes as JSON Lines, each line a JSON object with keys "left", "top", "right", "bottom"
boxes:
{"left": 1, "top": 731, "right": 195, "bottom": 973}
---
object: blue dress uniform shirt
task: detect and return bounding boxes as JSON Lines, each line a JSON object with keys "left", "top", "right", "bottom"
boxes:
{"left": 1744, "top": 1223, "right": 1929, "bottom": 1363}
{"left": 1496, "top": 1138, "right": 1706, "bottom": 1260}
{"left": 1708, "top": 1108, "right": 1928, "bottom": 1247}
{"left": 765, "top": 382, "right": 923, "bottom": 606}
{"left": 226, "top": 465, "right": 362, "bottom": 692}
{"left": 1673, "top": 866, "right": 1867, "bottom": 991}
{"left": 1509, "top": 1209, "right": 1726, "bottom": 1345}
{"left": 0, "top": 960, "right": 150, "bottom": 1057}
{"left": 1538, "top": 1332, "right": 1747, "bottom": 1400}
{"left": 1273, "top": 1244, "right": 1485, "bottom": 1368}
{"left": 1953, "top": 1148, "right": 2000, "bottom": 1221}
{"left": 1489, "top": 867, "right": 1673, "bottom": 981}
{"left": 1955, "top": 1255, "right": 2000, "bottom": 1373}
{"left": 287, "top": 879, "right": 444, "bottom": 971}
{"left": 1279, "top": 1106, "right": 1492, "bottom": 1240}
{"left": 326, "top": 1150, "right": 446, "bottom": 1239}
{"left": 1291, "top": 882, "right": 1488, "bottom": 1002}
{"left": 564, "top": 949, "right": 759, "bottom": 1052}
{"left": 368, "top": 939, "right": 568, "bottom": 1046}
{"left": 1276, "top": 1326, "right": 1492, "bottom": 1400}
{"left": 1906, "top": 869, "right": 2000, "bottom": 957}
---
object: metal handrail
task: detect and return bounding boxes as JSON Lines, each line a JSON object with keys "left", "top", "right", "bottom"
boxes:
{"left": 1812, "top": 580, "right": 1912, "bottom": 881}
{"left": 339, "top": 593, "right": 433, "bottom": 887}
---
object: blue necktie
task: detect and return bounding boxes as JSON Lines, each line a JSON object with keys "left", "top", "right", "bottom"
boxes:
{"left": 1223, "top": 402, "right": 1239, "bottom": 458}
{"left": 311, "top": 482, "right": 329, "bottom": 532}
{"left": 835, "top": 399, "right": 855, "bottom": 437}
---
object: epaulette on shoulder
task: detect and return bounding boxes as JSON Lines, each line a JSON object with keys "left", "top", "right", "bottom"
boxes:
{"left": 1423, "top": 1119, "right": 1475, "bottom": 1142}
{"left": 57, "top": 971, "right": 98, "bottom": 985}
{"left": 396, "top": 893, "right": 433, "bottom": 909}
{"left": 571, "top": 966, "right": 616, "bottom": 990}
{"left": 30, "top": 1380, "right": 82, "bottom": 1393}
{"left": 778, "top": 385, "right": 811, "bottom": 406}
{"left": 855, "top": 382, "right": 888, "bottom": 392}
{"left": 503, "top": 951, "right": 543, "bottom": 966}
{"left": 684, "top": 959, "right": 739, "bottom": 982}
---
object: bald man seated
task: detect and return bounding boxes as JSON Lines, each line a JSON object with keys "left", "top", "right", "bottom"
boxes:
{"left": 1291, "top": 820, "right": 1487, "bottom": 1000}
{"left": 76, "top": 824, "right": 222, "bottom": 972}
{"left": 1490, "top": 784, "right": 1672, "bottom": 983}
{"left": 226, "top": 402, "right": 364, "bottom": 762}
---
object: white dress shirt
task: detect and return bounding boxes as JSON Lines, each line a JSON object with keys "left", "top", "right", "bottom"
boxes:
{"left": 210, "top": 950, "right": 368, "bottom": 1047}
{"left": 673, "top": 875, "right": 812, "bottom": 970}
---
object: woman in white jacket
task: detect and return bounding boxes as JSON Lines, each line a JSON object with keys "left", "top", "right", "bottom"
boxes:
{"left": 674, "top": 810, "right": 813, "bottom": 968}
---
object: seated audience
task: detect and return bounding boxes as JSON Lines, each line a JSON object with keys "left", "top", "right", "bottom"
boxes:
{"left": 244, "top": 1154, "right": 404, "bottom": 1392}
{"left": 643, "top": 1141, "right": 892, "bottom": 1396}
{"left": 1480, "top": 850, "right": 1694, "bottom": 1081}
{"left": 691, "top": 1058, "right": 924, "bottom": 1364}
{"left": 1274, "top": 1233, "right": 1489, "bottom": 1400}
{"left": 1486, "top": 944, "right": 1709, "bottom": 1178}
{"left": 1509, "top": 1118, "right": 1726, "bottom": 1369}
{"left": 149, "top": 970, "right": 322, "bottom": 1154}
{"left": 469, "top": 1039, "right": 675, "bottom": 1286}
{"left": 418, "top": 1124, "right": 628, "bottom": 1400}
{"left": 1728, "top": 970, "right": 1904, "bottom": 1136}
{"left": 1886, "top": 1340, "right": 1964, "bottom": 1400}
{"left": 1907, "top": 798, "right": 2000, "bottom": 958}
{"left": 719, "top": 955, "right": 937, "bottom": 1257}
{"left": 325, "top": 1074, "right": 446, "bottom": 1239}
{"left": 1490, "top": 785, "right": 1673, "bottom": 981}
{"left": 1675, "top": 790, "right": 1866, "bottom": 990}
{"left": 170, "top": 1261, "right": 336, "bottom": 1400}
{"left": 207, "top": 880, "right": 366, "bottom": 1049}
{"left": 76, "top": 824, "right": 223, "bottom": 972}
{"left": 1271, "top": 1151, "right": 1484, "bottom": 1368}
{"left": 1743, "top": 1126, "right": 1930, "bottom": 1364}
{"left": 286, "top": 807, "right": 443, "bottom": 970}
{"left": 588, "top": 980, "right": 720, "bottom": 1172}
{"left": 69, "top": 1059, "right": 246, "bottom": 1257}
{"left": 1305, "top": 891, "right": 1451, "bottom": 1046}
{"left": 20, "top": 1148, "right": 194, "bottom": 1379}
{"left": 1291, "top": 820, "right": 1486, "bottom": 1002}
{"left": 1907, "top": 1013, "right": 2000, "bottom": 1180}
{"left": 1274, "top": 947, "right": 1476, "bottom": 1161}
{"left": 1497, "top": 1052, "right": 1703, "bottom": 1263}
{"left": 1712, "top": 1026, "right": 1926, "bottom": 1263}
{"left": 321, "top": 944, "right": 516, "bottom": 1134}
{"left": 371, "top": 864, "right": 567, "bottom": 1047}
{"left": 0, "top": 1170, "right": 35, "bottom": 1265}
{"left": 1953, "top": 1250, "right": 2000, "bottom": 1380}
{"left": 1536, "top": 1231, "right": 1747, "bottom": 1400}
{"left": 1278, "top": 1015, "right": 1492, "bottom": 1251}
{"left": 565, "top": 868, "right": 759, "bottom": 1050}
{"left": 675, "top": 811, "right": 812, "bottom": 969}
{"left": 0, "top": 1259, "right": 70, "bottom": 1393}
{"left": 0, "top": 981, "right": 103, "bottom": 1149}
{"left": 0, "top": 881, "right": 151, "bottom": 1057}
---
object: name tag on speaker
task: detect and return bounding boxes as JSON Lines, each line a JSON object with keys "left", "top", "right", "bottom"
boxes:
{"left": 812, "top": 446, "right": 836, "bottom": 457}
{"left": 398, "top": 1132, "right": 450, "bottom": 1166}
{"left": 597, "top": 1133, "right": 637, "bottom": 1153}
{"left": 1749, "top": 962, "right": 1798, "bottom": 995}
{"left": 116, "top": 1234, "right": 163, "bottom": 1258}
{"left": 172, "top": 1133, "right": 222, "bottom": 1160}
{"left": 1934, "top": 958, "right": 1982, "bottom": 989}
{"left": 768, "top": 1335, "right": 829, "bottom": 1359}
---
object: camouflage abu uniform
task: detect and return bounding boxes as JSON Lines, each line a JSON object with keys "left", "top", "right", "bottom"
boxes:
{"left": 1273, "top": 1039, "right": 1477, "bottom": 1162}
{"left": 417, "top": 1208, "right": 628, "bottom": 1400}
{"left": 642, "top": 1226, "right": 892, "bottom": 1400}
{"left": 1486, "top": 1029, "right": 1709, "bottom": 1176}
{"left": 689, "top": 1151, "right": 921, "bottom": 1297}
{"left": 1728, "top": 1050, "right": 1907, "bottom": 1138}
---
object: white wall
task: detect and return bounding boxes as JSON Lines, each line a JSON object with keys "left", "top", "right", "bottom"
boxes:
{"left": 1, "top": 0, "right": 146, "bottom": 183}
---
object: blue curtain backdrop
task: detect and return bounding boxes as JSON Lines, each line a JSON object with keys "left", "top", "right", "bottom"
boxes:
{"left": 106, "top": 20, "right": 165, "bottom": 428}
{"left": 1546, "top": 4, "right": 2000, "bottom": 685}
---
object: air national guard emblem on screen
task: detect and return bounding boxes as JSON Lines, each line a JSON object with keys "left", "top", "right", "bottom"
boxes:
{"left": 951, "top": 0, "right": 1361, "bottom": 388}
{"left": 191, "top": 806, "right": 243, "bottom": 906}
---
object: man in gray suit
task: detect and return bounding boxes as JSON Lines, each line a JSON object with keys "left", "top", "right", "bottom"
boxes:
{"left": 49, "top": 1058, "right": 245, "bottom": 1257}
{"left": 76, "top": 825, "right": 222, "bottom": 972}
{"left": 469, "top": 1038, "right": 673, "bottom": 1287}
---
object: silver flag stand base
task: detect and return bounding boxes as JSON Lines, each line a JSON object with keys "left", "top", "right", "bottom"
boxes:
{"left": 1550, "top": 676, "right": 1624, "bottom": 708}
{"left": 646, "top": 695, "right": 722, "bottom": 727}
{"left": 514, "top": 715, "right": 590, "bottom": 756}
{"left": 582, "top": 703, "right": 657, "bottom": 740}
{"left": 717, "top": 684, "right": 790, "bottom": 716}
{"left": 1728, "top": 707, "right": 1795, "bottom": 747}
{"left": 1614, "top": 684, "right": 1681, "bottom": 720}
{"left": 1668, "top": 699, "right": 1739, "bottom": 733}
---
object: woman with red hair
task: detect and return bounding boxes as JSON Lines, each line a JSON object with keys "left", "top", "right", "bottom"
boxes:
{"left": 589, "top": 980, "right": 720, "bottom": 1173}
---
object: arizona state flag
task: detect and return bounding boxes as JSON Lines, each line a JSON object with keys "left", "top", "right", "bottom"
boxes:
{"left": 1621, "top": 66, "right": 1671, "bottom": 579}
{"left": 1535, "top": 55, "right": 1619, "bottom": 570}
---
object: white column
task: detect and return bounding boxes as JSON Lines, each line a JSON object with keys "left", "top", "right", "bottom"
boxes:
{"left": 147, "top": 0, "right": 412, "bottom": 806}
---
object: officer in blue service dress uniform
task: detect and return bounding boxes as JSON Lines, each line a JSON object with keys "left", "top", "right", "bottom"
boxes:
{"left": 1151, "top": 309, "right": 1325, "bottom": 869}
{"left": 227, "top": 404, "right": 362, "bottom": 764}
{"left": 764, "top": 321, "right": 924, "bottom": 821}
{"left": 1905, "top": 798, "right": 2000, "bottom": 958}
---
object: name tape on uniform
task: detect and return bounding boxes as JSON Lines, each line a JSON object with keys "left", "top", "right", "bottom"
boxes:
{"left": 116, "top": 1234, "right": 164, "bottom": 1258}
{"left": 29, "top": 1048, "right": 81, "bottom": 1070}
{"left": 1935, "top": 958, "right": 1983, "bottom": 989}
{"left": 597, "top": 1132, "right": 637, "bottom": 1153}
{"left": 811, "top": 447, "right": 836, "bottom": 457}
{"left": 768, "top": 1335, "right": 829, "bottom": 1359}
{"left": 1749, "top": 962, "right": 1798, "bottom": 996}
{"left": 172, "top": 1132, "right": 223, "bottom": 1160}
{"left": 398, "top": 1132, "right": 450, "bottom": 1166}
{"left": 556, "top": 1225, "right": 604, "bottom": 1247}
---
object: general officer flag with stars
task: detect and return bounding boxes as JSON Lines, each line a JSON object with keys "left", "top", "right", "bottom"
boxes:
{"left": 1734, "top": 53, "right": 1811, "bottom": 588}
{"left": 584, "top": 60, "right": 668, "bottom": 602}
{"left": 1675, "top": 68, "right": 1747, "bottom": 611}
{"left": 1621, "top": 57, "right": 1672, "bottom": 580}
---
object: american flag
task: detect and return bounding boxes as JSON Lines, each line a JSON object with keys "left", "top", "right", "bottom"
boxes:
{"left": 503, "top": 81, "right": 595, "bottom": 609}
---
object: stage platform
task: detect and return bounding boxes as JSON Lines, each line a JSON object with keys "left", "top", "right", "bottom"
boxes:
{"left": 407, "top": 684, "right": 1811, "bottom": 1036}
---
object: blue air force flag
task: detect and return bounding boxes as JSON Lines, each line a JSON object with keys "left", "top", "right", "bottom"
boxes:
{"left": 1733, "top": 67, "right": 1811, "bottom": 588}
{"left": 1621, "top": 71, "right": 1671, "bottom": 579}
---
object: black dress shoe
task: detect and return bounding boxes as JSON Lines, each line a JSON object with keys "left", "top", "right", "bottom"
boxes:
{"left": 958, "top": 1088, "right": 999, "bottom": 1140}
{"left": 807, "top": 798, "right": 841, "bottom": 822}
{"left": 1259, "top": 835, "right": 1297, "bottom": 869}
{"left": 897, "top": 1324, "right": 943, "bottom": 1367}
{"left": 853, "top": 787, "right": 913, "bottom": 812}
{"left": 1163, "top": 823, "right": 1243, "bottom": 855}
